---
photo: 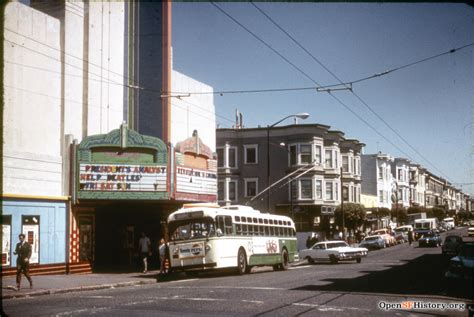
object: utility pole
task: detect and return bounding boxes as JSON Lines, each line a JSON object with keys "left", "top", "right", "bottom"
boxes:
{"left": 341, "top": 166, "right": 345, "bottom": 240}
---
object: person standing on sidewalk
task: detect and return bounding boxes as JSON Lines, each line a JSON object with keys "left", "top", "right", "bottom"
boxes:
{"left": 138, "top": 232, "right": 151, "bottom": 273}
{"left": 158, "top": 238, "right": 169, "bottom": 274}
{"left": 408, "top": 229, "right": 414, "bottom": 246}
{"left": 14, "top": 233, "right": 33, "bottom": 290}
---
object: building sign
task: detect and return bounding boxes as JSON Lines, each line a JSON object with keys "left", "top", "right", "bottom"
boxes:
{"left": 176, "top": 167, "right": 217, "bottom": 196}
{"left": 321, "top": 206, "right": 336, "bottom": 216}
{"left": 79, "top": 164, "right": 167, "bottom": 192}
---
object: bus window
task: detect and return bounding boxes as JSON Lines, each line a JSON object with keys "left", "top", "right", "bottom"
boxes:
{"left": 269, "top": 219, "right": 274, "bottom": 225}
{"left": 264, "top": 219, "right": 268, "bottom": 224}
{"left": 253, "top": 217, "right": 258, "bottom": 223}
{"left": 265, "top": 226, "right": 269, "bottom": 235}
{"left": 224, "top": 216, "right": 233, "bottom": 235}
{"left": 278, "top": 220, "right": 283, "bottom": 225}
{"left": 258, "top": 218, "right": 263, "bottom": 224}
{"left": 216, "top": 215, "right": 233, "bottom": 236}
{"left": 236, "top": 224, "right": 242, "bottom": 235}
{"left": 242, "top": 217, "right": 247, "bottom": 223}
{"left": 235, "top": 216, "right": 241, "bottom": 222}
{"left": 242, "top": 223, "right": 248, "bottom": 235}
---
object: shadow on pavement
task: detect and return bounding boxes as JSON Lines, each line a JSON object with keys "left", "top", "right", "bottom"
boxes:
{"left": 291, "top": 253, "right": 473, "bottom": 300}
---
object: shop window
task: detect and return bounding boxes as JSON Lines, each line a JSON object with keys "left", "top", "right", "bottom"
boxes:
{"left": 2, "top": 216, "right": 12, "bottom": 266}
{"left": 22, "top": 216, "right": 40, "bottom": 264}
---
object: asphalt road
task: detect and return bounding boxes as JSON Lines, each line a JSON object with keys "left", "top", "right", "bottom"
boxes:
{"left": 3, "top": 228, "right": 473, "bottom": 317}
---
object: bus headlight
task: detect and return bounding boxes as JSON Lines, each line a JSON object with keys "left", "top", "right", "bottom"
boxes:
{"left": 205, "top": 244, "right": 211, "bottom": 252}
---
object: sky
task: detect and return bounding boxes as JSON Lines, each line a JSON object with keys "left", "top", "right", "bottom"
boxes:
{"left": 171, "top": 2, "right": 474, "bottom": 195}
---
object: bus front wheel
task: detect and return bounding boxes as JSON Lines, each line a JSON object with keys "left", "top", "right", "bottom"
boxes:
{"left": 237, "top": 248, "right": 248, "bottom": 275}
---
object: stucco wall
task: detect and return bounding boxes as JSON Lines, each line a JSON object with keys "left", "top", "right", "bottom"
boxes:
{"left": 3, "top": 2, "right": 63, "bottom": 196}
{"left": 86, "top": 1, "right": 125, "bottom": 137}
{"left": 171, "top": 70, "right": 216, "bottom": 152}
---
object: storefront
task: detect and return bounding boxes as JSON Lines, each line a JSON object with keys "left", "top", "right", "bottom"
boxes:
{"left": 70, "top": 125, "right": 217, "bottom": 272}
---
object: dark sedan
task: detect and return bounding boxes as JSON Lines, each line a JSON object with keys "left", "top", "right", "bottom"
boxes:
{"left": 418, "top": 232, "right": 442, "bottom": 247}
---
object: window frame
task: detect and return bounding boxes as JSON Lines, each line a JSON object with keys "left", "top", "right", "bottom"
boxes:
{"left": 243, "top": 144, "right": 258, "bottom": 165}
{"left": 244, "top": 178, "right": 258, "bottom": 198}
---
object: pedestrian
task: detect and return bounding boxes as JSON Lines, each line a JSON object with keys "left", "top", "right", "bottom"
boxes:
{"left": 13, "top": 233, "right": 33, "bottom": 290}
{"left": 138, "top": 232, "right": 151, "bottom": 273}
{"left": 306, "top": 235, "right": 312, "bottom": 248}
{"left": 158, "top": 238, "right": 169, "bottom": 274}
{"left": 408, "top": 229, "right": 414, "bottom": 246}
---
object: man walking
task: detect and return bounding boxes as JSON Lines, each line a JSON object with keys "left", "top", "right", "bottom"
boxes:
{"left": 138, "top": 232, "right": 151, "bottom": 273}
{"left": 14, "top": 233, "right": 33, "bottom": 290}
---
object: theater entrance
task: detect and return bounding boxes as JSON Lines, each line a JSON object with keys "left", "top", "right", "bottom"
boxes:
{"left": 73, "top": 202, "right": 178, "bottom": 273}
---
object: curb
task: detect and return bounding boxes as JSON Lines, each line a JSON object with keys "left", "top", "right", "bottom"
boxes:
{"left": 2, "top": 280, "right": 156, "bottom": 300}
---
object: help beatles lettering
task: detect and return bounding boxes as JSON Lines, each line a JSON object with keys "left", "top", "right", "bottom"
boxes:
{"left": 79, "top": 164, "right": 167, "bottom": 192}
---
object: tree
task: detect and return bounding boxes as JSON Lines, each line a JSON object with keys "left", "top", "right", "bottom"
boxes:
{"left": 335, "top": 203, "right": 366, "bottom": 230}
{"left": 431, "top": 207, "right": 446, "bottom": 221}
{"left": 377, "top": 208, "right": 391, "bottom": 218}
{"left": 407, "top": 206, "right": 424, "bottom": 214}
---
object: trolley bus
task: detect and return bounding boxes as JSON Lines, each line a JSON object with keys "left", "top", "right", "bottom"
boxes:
{"left": 167, "top": 204, "right": 297, "bottom": 274}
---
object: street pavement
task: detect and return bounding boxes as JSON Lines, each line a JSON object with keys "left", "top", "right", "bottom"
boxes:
{"left": 2, "top": 227, "right": 473, "bottom": 316}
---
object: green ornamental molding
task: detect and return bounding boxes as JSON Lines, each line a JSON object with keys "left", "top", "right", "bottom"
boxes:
{"left": 78, "top": 124, "right": 168, "bottom": 164}
{"left": 76, "top": 124, "right": 170, "bottom": 201}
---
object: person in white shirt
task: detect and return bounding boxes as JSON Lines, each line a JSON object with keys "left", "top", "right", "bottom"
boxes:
{"left": 138, "top": 232, "right": 151, "bottom": 273}
{"left": 158, "top": 238, "right": 169, "bottom": 274}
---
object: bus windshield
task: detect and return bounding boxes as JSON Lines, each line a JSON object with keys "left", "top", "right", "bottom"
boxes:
{"left": 169, "top": 217, "right": 216, "bottom": 241}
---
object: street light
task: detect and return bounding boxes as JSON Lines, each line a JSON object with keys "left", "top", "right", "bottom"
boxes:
{"left": 266, "top": 113, "right": 310, "bottom": 212}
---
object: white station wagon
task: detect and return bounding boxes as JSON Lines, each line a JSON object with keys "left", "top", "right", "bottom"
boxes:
{"left": 299, "top": 240, "right": 368, "bottom": 264}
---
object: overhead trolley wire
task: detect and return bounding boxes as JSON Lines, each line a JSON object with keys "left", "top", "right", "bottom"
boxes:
{"left": 250, "top": 2, "right": 461, "bottom": 182}
{"left": 210, "top": 1, "right": 459, "bottom": 183}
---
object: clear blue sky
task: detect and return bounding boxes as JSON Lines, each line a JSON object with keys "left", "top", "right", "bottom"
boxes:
{"left": 171, "top": 2, "right": 474, "bottom": 195}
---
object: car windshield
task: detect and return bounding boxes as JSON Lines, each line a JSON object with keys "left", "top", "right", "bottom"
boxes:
{"left": 327, "top": 242, "right": 349, "bottom": 248}
{"left": 460, "top": 244, "right": 474, "bottom": 259}
{"left": 364, "top": 237, "right": 379, "bottom": 241}
{"left": 169, "top": 217, "right": 216, "bottom": 241}
{"left": 422, "top": 233, "right": 436, "bottom": 238}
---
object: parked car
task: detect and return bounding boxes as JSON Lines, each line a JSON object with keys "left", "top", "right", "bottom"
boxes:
{"left": 468, "top": 226, "right": 474, "bottom": 237}
{"left": 418, "top": 231, "right": 442, "bottom": 247}
{"left": 445, "top": 241, "right": 474, "bottom": 280}
{"left": 391, "top": 231, "right": 406, "bottom": 244}
{"left": 299, "top": 240, "right": 368, "bottom": 264}
{"left": 372, "top": 229, "right": 396, "bottom": 247}
{"left": 359, "top": 235, "right": 386, "bottom": 250}
{"left": 442, "top": 235, "right": 463, "bottom": 257}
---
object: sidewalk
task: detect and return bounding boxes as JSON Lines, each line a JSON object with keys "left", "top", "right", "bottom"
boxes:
{"left": 1, "top": 271, "right": 159, "bottom": 300}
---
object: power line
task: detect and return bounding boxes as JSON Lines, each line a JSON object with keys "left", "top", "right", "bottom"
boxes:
{"left": 250, "top": 2, "right": 458, "bottom": 183}
{"left": 210, "top": 2, "right": 320, "bottom": 87}
{"left": 210, "top": 2, "right": 420, "bottom": 162}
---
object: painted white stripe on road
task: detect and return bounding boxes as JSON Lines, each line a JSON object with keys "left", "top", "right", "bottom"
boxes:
{"left": 293, "top": 302, "right": 370, "bottom": 312}
{"left": 289, "top": 265, "right": 312, "bottom": 270}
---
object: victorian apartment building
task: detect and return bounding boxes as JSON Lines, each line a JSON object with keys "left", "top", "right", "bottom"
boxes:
{"left": 361, "top": 153, "right": 394, "bottom": 210}
{"left": 216, "top": 123, "right": 364, "bottom": 233}
{"left": 362, "top": 153, "right": 471, "bottom": 214}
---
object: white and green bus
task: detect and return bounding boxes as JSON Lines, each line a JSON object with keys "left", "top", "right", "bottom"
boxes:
{"left": 167, "top": 204, "right": 297, "bottom": 275}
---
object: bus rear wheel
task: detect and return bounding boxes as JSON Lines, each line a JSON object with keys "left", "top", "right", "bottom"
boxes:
{"left": 273, "top": 249, "right": 289, "bottom": 271}
{"left": 237, "top": 248, "right": 248, "bottom": 275}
